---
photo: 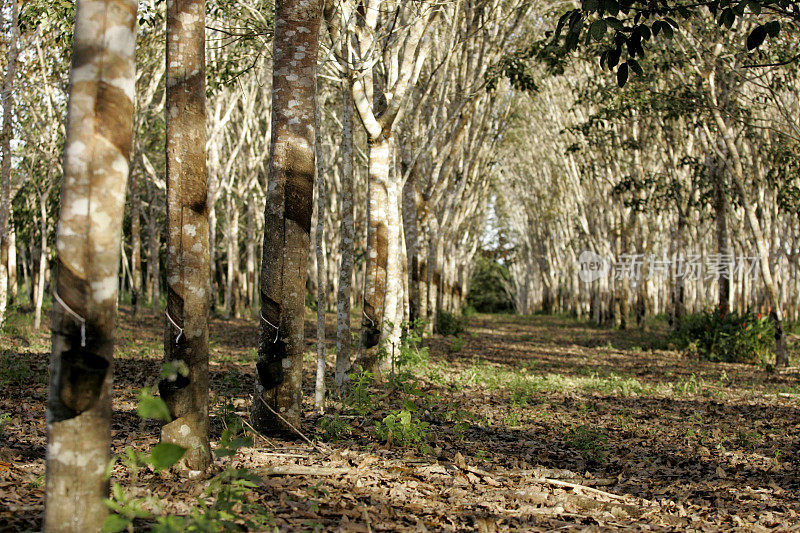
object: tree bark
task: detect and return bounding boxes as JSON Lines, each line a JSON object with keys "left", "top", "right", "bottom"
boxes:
{"left": 314, "top": 94, "right": 326, "bottom": 413}
{"left": 8, "top": 215, "right": 16, "bottom": 303}
{"left": 130, "top": 170, "right": 142, "bottom": 315}
{"left": 251, "top": 0, "right": 323, "bottom": 434}
{"left": 710, "top": 154, "right": 732, "bottom": 316}
{"left": 382, "top": 141, "right": 403, "bottom": 364}
{"left": 335, "top": 76, "right": 355, "bottom": 391}
{"left": 0, "top": 0, "right": 19, "bottom": 328}
{"left": 246, "top": 196, "right": 257, "bottom": 309}
{"left": 45, "top": 0, "right": 138, "bottom": 529}
{"left": 34, "top": 192, "right": 48, "bottom": 330}
{"left": 356, "top": 135, "right": 391, "bottom": 373}
{"left": 159, "top": 0, "right": 212, "bottom": 471}
{"left": 224, "top": 197, "right": 239, "bottom": 319}
{"left": 402, "top": 172, "right": 419, "bottom": 323}
{"left": 147, "top": 180, "right": 161, "bottom": 309}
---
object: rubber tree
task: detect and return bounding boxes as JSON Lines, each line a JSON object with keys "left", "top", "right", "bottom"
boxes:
{"left": 335, "top": 74, "right": 355, "bottom": 390}
{"left": 350, "top": 1, "right": 434, "bottom": 376}
{"left": 0, "top": 0, "right": 19, "bottom": 328}
{"left": 251, "top": 0, "right": 324, "bottom": 434}
{"left": 45, "top": 0, "right": 138, "bottom": 529}
{"left": 323, "top": 2, "right": 357, "bottom": 390}
{"left": 158, "top": 0, "right": 212, "bottom": 470}
{"left": 705, "top": 69, "right": 788, "bottom": 366}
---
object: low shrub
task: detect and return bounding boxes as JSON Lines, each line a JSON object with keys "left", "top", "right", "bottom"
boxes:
{"left": 670, "top": 310, "right": 773, "bottom": 364}
{"left": 448, "top": 336, "right": 466, "bottom": 353}
{"left": 434, "top": 310, "right": 465, "bottom": 336}
{"left": 565, "top": 425, "right": 609, "bottom": 464}
{"left": 375, "top": 409, "right": 429, "bottom": 450}
{"left": 398, "top": 319, "right": 429, "bottom": 366}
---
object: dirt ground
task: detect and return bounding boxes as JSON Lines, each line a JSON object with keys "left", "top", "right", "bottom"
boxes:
{"left": 2, "top": 308, "right": 800, "bottom": 531}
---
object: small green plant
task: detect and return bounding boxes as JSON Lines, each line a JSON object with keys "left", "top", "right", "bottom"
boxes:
{"left": 448, "top": 335, "right": 466, "bottom": 353}
{"left": 316, "top": 414, "right": 353, "bottom": 442}
{"left": 510, "top": 387, "right": 530, "bottom": 406}
{"left": 669, "top": 310, "right": 774, "bottom": 364}
{"left": 475, "top": 449, "right": 491, "bottom": 462}
{"left": 103, "top": 392, "right": 187, "bottom": 532}
{"left": 443, "top": 408, "right": 472, "bottom": 439}
{"left": 734, "top": 430, "right": 763, "bottom": 451}
{"left": 426, "top": 364, "right": 447, "bottom": 385}
{"left": 161, "top": 467, "right": 270, "bottom": 532}
{"left": 565, "top": 425, "right": 609, "bottom": 464}
{"left": 345, "top": 368, "right": 374, "bottom": 415}
{"left": 397, "top": 319, "right": 429, "bottom": 366}
{"left": 674, "top": 373, "right": 709, "bottom": 396}
{"left": 375, "top": 409, "right": 429, "bottom": 451}
{"left": 434, "top": 310, "right": 465, "bottom": 336}
{"left": 104, "top": 387, "right": 272, "bottom": 532}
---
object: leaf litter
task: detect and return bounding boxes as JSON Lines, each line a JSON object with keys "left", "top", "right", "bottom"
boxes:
{"left": 1, "top": 310, "right": 799, "bottom": 531}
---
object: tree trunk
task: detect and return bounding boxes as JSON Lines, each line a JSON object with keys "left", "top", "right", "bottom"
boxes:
{"left": 147, "top": 182, "right": 161, "bottom": 310}
{"left": 355, "top": 135, "right": 391, "bottom": 374}
{"left": 0, "top": 0, "right": 18, "bottom": 328}
{"left": 246, "top": 196, "right": 257, "bottom": 310}
{"left": 251, "top": 0, "right": 322, "bottom": 434}
{"left": 381, "top": 142, "right": 403, "bottom": 367}
{"left": 208, "top": 193, "right": 218, "bottom": 309}
{"left": 403, "top": 173, "right": 419, "bottom": 323}
{"left": 159, "top": 0, "right": 212, "bottom": 472}
{"left": 710, "top": 154, "right": 732, "bottom": 316}
{"left": 224, "top": 198, "right": 239, "bottom": 319}
{"left": 8, "top": 216, "right": 16, "bottom": 303}
{"left": 335, "top": 77, "right": 355, "bottom": 391}
{"left": 426, "top": 227, "right": 442, "bottom": 332}
{"left": 34, "top": 193, "right": 48, "bottom": 330}
{"left": 130, "top": 170, "right": 142, "bottom": 315}
{"left": 45, "top": 0, "right": 138, "bottom": 529}
{"left": 314, "top": 97, "right": 326, "bottom": 413}
{"left": 21, "top": 238, "right": 30, "bottom": 304}
{"left": 673, "top": 212, "right": 686, "bottom": 326}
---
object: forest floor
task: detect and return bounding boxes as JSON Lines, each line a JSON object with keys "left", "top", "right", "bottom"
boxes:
{"left": 2, "top": 307, "right": 800, "bottom": 531}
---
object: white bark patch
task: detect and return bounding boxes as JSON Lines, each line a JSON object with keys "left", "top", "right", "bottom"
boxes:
{"left": 179, "top": 424, "right": 191, "bottom": 437}
{"left": 91, "top": 276, "right": 118, "bottom": 302}
{"left": 67, "top": 198, "right": 90, "bottom": 219}
{"left": 183, "top": 224, "right": 197, "bottom": 236}
{"left": 107, "top": 75, "right": 136, "bottom": 101}
{"left": 105, "top": 26, "right": 136, "bottom": 56}
{"left": 189, "top": 286, "right": 206, "bottom": 298}
{"left": 178, "top": 11, "right": 200, "bottom": 28}
{"left": 112, "top": 153, "right": 128, "bottom": 175}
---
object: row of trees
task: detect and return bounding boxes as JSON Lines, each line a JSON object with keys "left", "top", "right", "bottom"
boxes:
{"left": 498, "top": 13, "right": 800, "bottom": 366}
{"left": 0, "top": 0, "right": 530, "bottom": 529}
